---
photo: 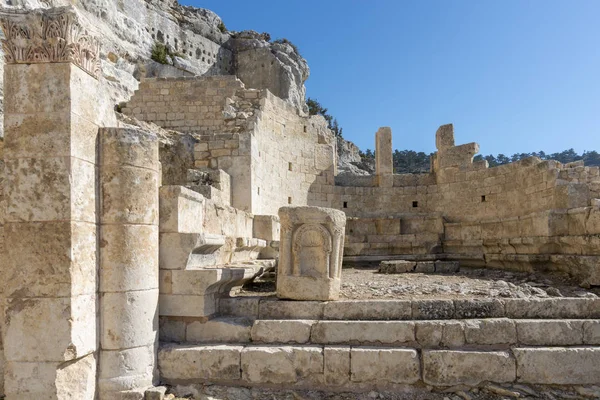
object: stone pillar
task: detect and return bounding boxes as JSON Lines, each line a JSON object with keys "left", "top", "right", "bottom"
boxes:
{"left": 375, "top": 127, "right": 393, "bottom": 187}
{"left": 277, "top": 206, "right": 346, "bottom": 301}
{"left": 98, "top": 128, "right": 160, "bottom": 399}
{"left": 0, "top": 7, "right": 102, "bottom": 400}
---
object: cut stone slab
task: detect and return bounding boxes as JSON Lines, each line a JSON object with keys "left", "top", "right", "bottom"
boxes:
{"left": 514, "top": 347, "right": 600, "bottom": 384}
{"left": 378, "top": 260, "right": 415, "bottom": 274}
{"left": 350, "top": 348, "right": 420, "bottom": 384}
{"left": 251, "top": 320, "right": 314, "bottom": 344}
{"left": 516, "top": 320, "right": 584, "bottom": 346}
{"left": 241, "top": 346, "right": 323, "bottom": 384}
{"left": 158, "top": 344, "right": 242, "bottom": 381}
{"left": 311, "top": 321, "right": 414, "bottom": 345}
{"left": 423, "top": 350, "right": 516, "bottom": 386}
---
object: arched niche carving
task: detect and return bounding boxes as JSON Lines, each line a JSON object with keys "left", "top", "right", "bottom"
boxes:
{"left": 292, "top": 223, "right": 332, "bottom": 278}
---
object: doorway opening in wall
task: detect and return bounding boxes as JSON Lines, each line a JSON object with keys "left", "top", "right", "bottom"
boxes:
{"left": 481, "top": 195, "right": 486, "bottom": 202}
{"left": 288, "top": 162, "right": 293, "bottom": 171}
{"left": 288, "top": 197, "right": 292, "bottom": 204}
{"left": 343, "top": 202, "right": 348, "bottom": 208}
{"left": 412, "top": 201, "right": 418, "bottom": 208}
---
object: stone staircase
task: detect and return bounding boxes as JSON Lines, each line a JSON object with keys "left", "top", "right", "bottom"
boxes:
{"left": 158, "top": 297, "right": 600, "bottom": 390}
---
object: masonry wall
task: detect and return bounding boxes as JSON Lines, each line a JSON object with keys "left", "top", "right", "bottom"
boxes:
{"left": 0, "top": 138, "right": 4, "bottom": 397}
{"left": 252, "top": 92, "right": 335, "bottom": 215}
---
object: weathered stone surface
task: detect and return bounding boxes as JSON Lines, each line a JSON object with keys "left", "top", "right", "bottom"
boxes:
{"left": 324, "top": 346, "right": 350, "bottom": 386}
{"left": 516, "top": 320, "right": 584, "bottom": 345}
{"left": 241, "top": 346, "right": 323, "bottom": 384}
{"left": 159, "top": 345, "right": 242, "bottom": 381}
{"left": 159, "top": 186, "right": 205, "bottom": 234}
{"left": 277, "top": 206, "right": 346, "bottom": 301}
{"left": 514, "top": 347, "right": 600, "bottom": 384}
{"left": 350, "top": 348, "right": 419, "bottom": 384}
{"left": 412, "top": 299, "right": 455, "bottom": 319}
{"left": 251, "top": 320, "right": 313, "bottom": 344}
{"left": 311, "top": 321, "right": 414, "bottom": 345}
{"left": 145, "top": 386, "right": 168, "bottom": 400}
{"left": 583, "top": 320, "right": 600, "bottom": 344}
{"left": 98, "top": 344, "right": 155, "bottom": 392}
{"left": 4, "top": 295, "right": 96, "bottom": 362}
{"left": 415, "top": 321, "right": 465, "bottom": 348}
{"left": 101, "top": 289, "right": 158, "bottom": 350}
{"left": 186, "top": 317, "right": 252, "bottom": 343}
{"left": 378, "top": 260, "right": 415, "bottom": 274}
{"left": 505, "top": 298, "right": 598, "bottom": 319}
{"left": 323, "top": 300, "right": 412, "bottom": 320}
{"left": 434, "top": 260, "right": 460, "bottom": 273}
{"left": 454, "top": 299, "right": 504, "bottom": 318}
{"left": 259, "top": 300, "right": 324, "bottom": 320}
{"left": 219, "top": 297, "right": 260, "bottom": 318}
{"left": 464, "top": 319, "right": 517, "bottom": 345}
{"left": 423, "top": 350, "right": 516, "bottom": 386}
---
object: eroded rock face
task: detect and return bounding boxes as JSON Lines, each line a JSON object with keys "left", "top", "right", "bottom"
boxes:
{"left": 228, "top": 30, "right": 310, "bottom": 114}
{"left": 0, "top": 1, "right": 311, "bottom": 136}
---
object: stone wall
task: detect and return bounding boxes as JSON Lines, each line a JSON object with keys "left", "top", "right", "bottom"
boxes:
{"left": 124, "top": 77, "right": 336, "bottom": 215}
{"left": 0, "top": 138, "right": 4, "bottom": 397}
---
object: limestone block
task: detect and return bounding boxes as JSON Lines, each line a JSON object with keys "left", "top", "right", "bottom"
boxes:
{"left": 98, "top": 344, "right": 155, "bottom": 392}
{"left": 415, "top": 321, "right": 465, "bottom": 348}
{"left": 101, "top": 127, "right": 160, "bottom": 171}
{"left": 159, "top": 232, "right": 225, "bottom": 270}
{"left": 277, "top": 206, "right": 346, "bottom": 301}
{"left": 145, "top": 386, "right": 168, "bottom": 400}
{"left": 423, "top": 350, "right": 516, "bottom": 386}
{"left": 101, "top": 166, "right": 159, "bottom": 225}
{"left": 159, "top": 186, "right": 204, "bottom": 234}
{"left": 436, "top": 124, "right": 455, "bottom": 152}
{"left": 324, "top": 347, "right": 350, "bottom": 385}
{"left": 505, "top": 298, "right": 597, "bottom": 319}
{"left": 312, "top": 321, "right": 414, "bottom": 345}
{"left": 186, "top": 317, "right": 252, "bottom": 343}
{"left": 412, "top": 299, "right": 455, "bottom": 319}
{"left": 251, "top": 320, "right": 313, "bottom": 344}
{"left": 5, "top": 353, "right": 96, "bottom": 400}
{"left": 5, "top": 157, "right": 96, "bottom": 223}
{"left": 100, "top": 224, "right": 159, "bottom": 292}
{"left": 554, "top": 183, "right": 590, "bottom": 209}
{"left": 513, "top": 347, "right": 600, "bottom": 384}
{"left": 101, "top": 289, "right": 158, "bottom": 350}
{"left": 414, "top": 261, "right": 435, "bottom": 273}
{"left": 454, "top": 299, "right": 504, "bottom": 318}
{"left": 375, "top": 127, "right": 393, "bottom": 177}
{"left": 241, "top": 346, "right": 323, "bottom": 384}
{"left": 464, "top": 319, "right": 517, "bottom": 345}
{"left": 584, "top": 321, "right": 600, "bottom": 344}
{"left": 159, "top": 294, "right": 216, "bottom": 318}
{"left": 350, "top": 348, "right": 420, "bottom": 384}
{"left": 434, "top": 260, "right": 460, "bottom": 273}
{"left": 253, "top": 215, "right": 280, "bottom": 241}
{"left": 379, "top": 260, "right": 415, "bottom": 274}
{"left": 159, "top": 318, "right": 186, "bottom": 343}
{"left": 219, "top": 297, "right": 260, "bottom": 318}
{"left": 159, "top": 344, "right": 242, "bottom": 381}
{"left": 4, "top": 295, "right": 96, "bottom": 362}
{"left": 259, "top": 300, "right": 324, "bottom": 319}
{"left": 516, "top": 320, "right": 584, "bottom": 345}
{"left": 323, "top": 300, "right": 412, "bottom": 320}
{"left": 3, "top": 221, "right": 96, "bottom": 297}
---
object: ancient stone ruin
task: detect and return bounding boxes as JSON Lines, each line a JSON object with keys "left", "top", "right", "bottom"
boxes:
{"left": 0, "top": 3, "right": 598, "bottom": 400}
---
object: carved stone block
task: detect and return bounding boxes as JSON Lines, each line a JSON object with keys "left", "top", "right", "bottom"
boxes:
{"left": 277, "top": 206, "right": 346, "bottom": 301}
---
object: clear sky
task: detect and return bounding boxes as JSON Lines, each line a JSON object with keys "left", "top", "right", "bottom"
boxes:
{"left": 180, "top": 0, "right": 600, "bottom": 156}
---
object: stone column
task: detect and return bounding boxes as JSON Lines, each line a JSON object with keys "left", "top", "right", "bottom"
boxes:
{"left": 98, "top": 128, "right": 160, "bottom": 399}
{"left": 0, "top": 7, "right": 102, "bottom": 400}
{"left": 375, "top": 127, "right": 393, "bottom": 187}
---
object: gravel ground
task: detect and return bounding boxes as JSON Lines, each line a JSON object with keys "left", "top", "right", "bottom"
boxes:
{"left": 239, "top": 264, "right": 599, "bottom": 300}
{"left": 166, "top": 383, "right": 600, "bottom": 400}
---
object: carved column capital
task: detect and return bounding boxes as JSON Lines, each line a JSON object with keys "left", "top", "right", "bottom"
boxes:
{"left": 0, "top": 6, "right": 101, "bottom": 78}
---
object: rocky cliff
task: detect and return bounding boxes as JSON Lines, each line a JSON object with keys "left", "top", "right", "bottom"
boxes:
{"left": 0, "top": 0, "right": 366, "bottom": 174}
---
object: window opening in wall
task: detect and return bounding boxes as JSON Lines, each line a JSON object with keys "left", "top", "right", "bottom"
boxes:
{"left": 412, "top": 201, "right": 418, "bottom": 208}
{"left": 258, "top": 187, "right": 260, "bottom": 195}
{"left": 304, "top": 125, "right": 307, "bottom": 133}
{"left": 481, "top": 195, "right": 486, "bottom": 202}
{"left": 288, "top": 197, "right": 292, "bottom": 204}
{"left": 343, "top": 202, "right": 348, "bottom": 208}
{"left": 288, "top": 162, "right": 293, "bottom": 171}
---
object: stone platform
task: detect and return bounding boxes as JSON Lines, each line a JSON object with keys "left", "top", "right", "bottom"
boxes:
{"left": 158, "top": 297, "right": 600, "bottom": 391}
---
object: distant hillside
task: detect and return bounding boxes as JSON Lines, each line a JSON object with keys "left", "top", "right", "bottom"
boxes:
{"left": 358, "top": 148, "right": 600, "bottom": 174}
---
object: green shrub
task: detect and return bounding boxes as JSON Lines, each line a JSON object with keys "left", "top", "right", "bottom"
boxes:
{"left": 151, "top": 42, "right": 170, "bottom": 65}
{"left": 273, "top": 38, "right": 300, "bottom": 56}
{"left": 218, "top": 21, "right": 226, "bottom": 33}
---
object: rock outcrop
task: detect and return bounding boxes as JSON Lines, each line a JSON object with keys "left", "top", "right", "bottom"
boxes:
{"left": 0, "top": 0, "right": 310, "bottom": 135}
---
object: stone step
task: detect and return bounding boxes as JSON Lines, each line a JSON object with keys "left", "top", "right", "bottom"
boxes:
{"left": 219, "top": 296, "right": 600, "bottom": 320}
{"left": 163, "top": 316, "right": 600, "bottom": 349}
{"left": 158, "top": 344, "right": 600, "bottom": 389}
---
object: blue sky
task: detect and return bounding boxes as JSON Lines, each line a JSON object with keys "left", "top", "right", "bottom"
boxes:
{"left": 181, "top": 1, "right": 600, "bottom": 156}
